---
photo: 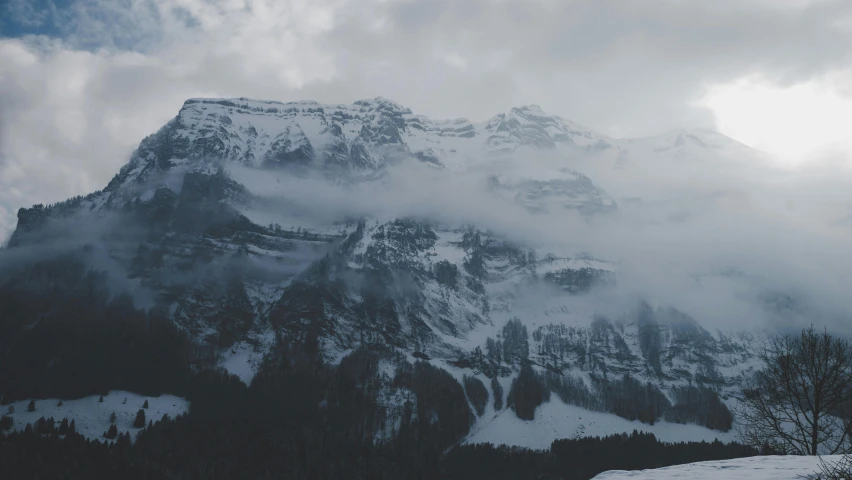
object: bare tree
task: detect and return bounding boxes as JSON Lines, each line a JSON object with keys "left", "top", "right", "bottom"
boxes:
{"left": 739, "top": 326, "right": 852, "bottom": 455}
{"left": 810, "top": 455, "right": 852, "bottom": 480}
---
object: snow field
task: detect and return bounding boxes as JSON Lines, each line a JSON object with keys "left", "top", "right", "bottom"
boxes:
{"left": 465, "top": 397, "right": 737, "bottom": 451}
{"left": 3, "top": 390, "right": 189, "bottom": 443}
{"left": 592, "top": 455, "right": 844, "bottom": 480}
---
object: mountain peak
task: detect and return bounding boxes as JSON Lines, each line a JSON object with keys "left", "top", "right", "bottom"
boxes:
{"left": 512, "top": 104, "right": 547, "bottom": 115}
{"left": 353, "top": 96, "right": 412, "bottom": 114}
{"left": 622, "top": 126, "right": 770, "bottom": 160}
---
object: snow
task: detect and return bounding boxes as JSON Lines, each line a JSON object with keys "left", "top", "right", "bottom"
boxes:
{"left": 430, "top": 230, "right": 467, "bottom": 265}
{"left": 173, "top": 96, "right": 618, "bottom": 178}
{"left": 4, "top": 391, "right": 190, "bottom": 443}
{"left": 465, "top": 397, "right": 737, "bottom": 451}
{"left": 592, "top": 455, "right": 843, "bottom": 480}
{"left": 138, "top": 188, "right": 156, "bottom": 201}
{"left": 378, "top": 359, "right": 397, "bottom": 380}
{"left": 220, "top": 342, "right": 264, "bottom": 385}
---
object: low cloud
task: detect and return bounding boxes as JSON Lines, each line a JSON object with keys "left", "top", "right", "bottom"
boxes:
{"left": 3, "top": 138, "right": 851, "bottom": 335}
{"left": 225, "top": 142, "right": 852, "bottom": 334}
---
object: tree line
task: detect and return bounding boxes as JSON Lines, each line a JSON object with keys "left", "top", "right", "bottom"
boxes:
{"left": 442, "top": 431, "right": 763, "bottom": 480}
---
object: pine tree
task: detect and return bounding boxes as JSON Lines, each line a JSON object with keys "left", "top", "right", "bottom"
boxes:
{"left": 143, "top": 399, "right": 149, "bottom": 409}
{"left": 110, "top": 411, "right": 117, "bottom": 424}
{"left": 116, "top": 431, "right": 131, "bottom": 449}
{"left": 507, "top": 363, "right": 549, "bottom": 420}
{"left": 463, "top": 375, "right": 488, "bottom": 416}
{"left": 56, "top": 400, "right": 63, "bottom": 407}
{"left": 35, "top": 417, "right": 46, "bottom": 434}
{"left": 104, "top": 424, "right": 118, "bottom": 439}
{"left": 43, "top": 417, "right": 55, "bottom": 433}
{"left": 27, "top": 400, "right": 35, "bottom": 412}
{"left": 7, "top": 405, "right": 13, "bottom": 414}
{"left": 69, "top": 419, "right": 76, "bottom": 435}
{"left": 133, "top": 409, "right": 146, "bottom": 428}
{"left": 99, "top": 395, "right": 104, "bottom": 403}
{"left": 492, "top": 377, "right": 504, "bottom": 411}
{"left": 58, "top": 418, "right": 69, "bottom": 434}
{"left": 0, "top": 415, "right": 12, "bottom": 431}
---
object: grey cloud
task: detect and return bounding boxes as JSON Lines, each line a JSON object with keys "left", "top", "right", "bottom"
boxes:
{"left": 2, "top": 0, "right": 852, "bottom": 243}
{"left": 316, "top": 0, "right": 852, "bottom": 133}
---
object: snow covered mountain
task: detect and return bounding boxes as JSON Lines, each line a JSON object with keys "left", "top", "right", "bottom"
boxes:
{"left": 617, "top": 127, "right": 775, "bottom": 167}
{"left": 106, "top": 97, "right": 617, "bottom": 183}
{"left": 0, "top": 96, "right": 772, "bottom": 450}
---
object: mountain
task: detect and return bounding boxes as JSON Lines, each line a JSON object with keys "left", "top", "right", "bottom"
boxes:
{"left": 620, "top": 127, "right": 773, "bottom": 164}
{"left": 0, "top": 96, "right": 769, "bottom": 456}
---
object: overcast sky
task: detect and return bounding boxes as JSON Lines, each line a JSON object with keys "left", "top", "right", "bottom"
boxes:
{"left": 1, "top": 0, "right": 852, "bottom": 242}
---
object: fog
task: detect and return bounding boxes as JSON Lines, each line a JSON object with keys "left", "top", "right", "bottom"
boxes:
{"left": 0, "top": 194, "right": 329, "bottom": 312}
{"left": 228, "top": 143, "right": 852, "bottom": 335}
{"left": 0, "top": 210, "right": 159, "bottom": 309}
{"left": 2, "top": 135, "right": 850, "bottom": 335}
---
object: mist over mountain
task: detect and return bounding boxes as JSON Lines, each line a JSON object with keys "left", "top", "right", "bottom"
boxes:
{"left": 1, "top": 96, "right": 851, "bottom": 471}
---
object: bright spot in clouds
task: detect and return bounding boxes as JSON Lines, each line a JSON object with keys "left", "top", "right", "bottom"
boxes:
{"left": 701, "top": 74, "right": 852, "bottom": 166}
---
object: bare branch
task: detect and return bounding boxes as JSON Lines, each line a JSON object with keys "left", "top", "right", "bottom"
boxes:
{"left": 738, "top": 326, "right": 852, "bottom": 456}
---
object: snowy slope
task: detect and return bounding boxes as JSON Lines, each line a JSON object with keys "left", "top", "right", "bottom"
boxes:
{"left": 465, "top": 398, "right": 737, "bottom": 450}
{"left": 3, "top": 391, "right": 189, "bottom": 442}
{"left": 615, "top": 128, "right": 775, "bottom": 168}
{"left": 266, "top": 216, "right": 761, "bottom": 447}
{"left": 218, "top": 327, "right": 278, "bottom": 385}
{"left": 593, "top": 455, "right": 842, "bottom": 480}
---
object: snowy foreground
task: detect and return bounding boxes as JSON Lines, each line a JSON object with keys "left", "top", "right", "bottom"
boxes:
{"left": 465, "top": 397, "right": 737, "bottom": 450}
{"left": 593, "top": 455, "right": 843, "bottom": 479}
{"left": 4, "top": 391, "right": 189, "bottom": 442}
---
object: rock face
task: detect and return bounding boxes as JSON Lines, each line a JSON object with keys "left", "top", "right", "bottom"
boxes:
{"left": 488, "top": 169, "right": 617, "bottom": 214}
{"left": 0, "top": 96, "right": 766, "bottom": 448}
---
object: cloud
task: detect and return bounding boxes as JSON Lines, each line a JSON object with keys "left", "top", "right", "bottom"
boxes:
{"left": 700, "top": 72, "right": 852, "bottom": 162}
{"left": 310, "top": 0, "right": 852, "bottom": 131}
{"left": 221, "top": 142, "right": 852, "bottom": 334}
{"left": 0, "top": 0, "right": 852, "bottom": 318}
{"left": 0, "top": 0, "right": 346, "bottom": 243}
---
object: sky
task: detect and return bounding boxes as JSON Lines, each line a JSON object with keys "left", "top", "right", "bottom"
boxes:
{"left": 1, "top": 0, "right": 852, "bottom": 243}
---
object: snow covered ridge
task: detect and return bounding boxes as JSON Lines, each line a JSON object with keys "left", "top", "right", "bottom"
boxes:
{"left": 108, "top": 96, "right": 621, "bottom": 197}
{"left": 4, "top": 95, "right": 621, "bottom": 241}
{"left": 11, "top": 94, "right": 760, "bottom": 244}
{"left": 2, "top": 391, "right": 190, "bottom": 443}
{"left": 592, "top": 455, "right": 842, "bottom": 479}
